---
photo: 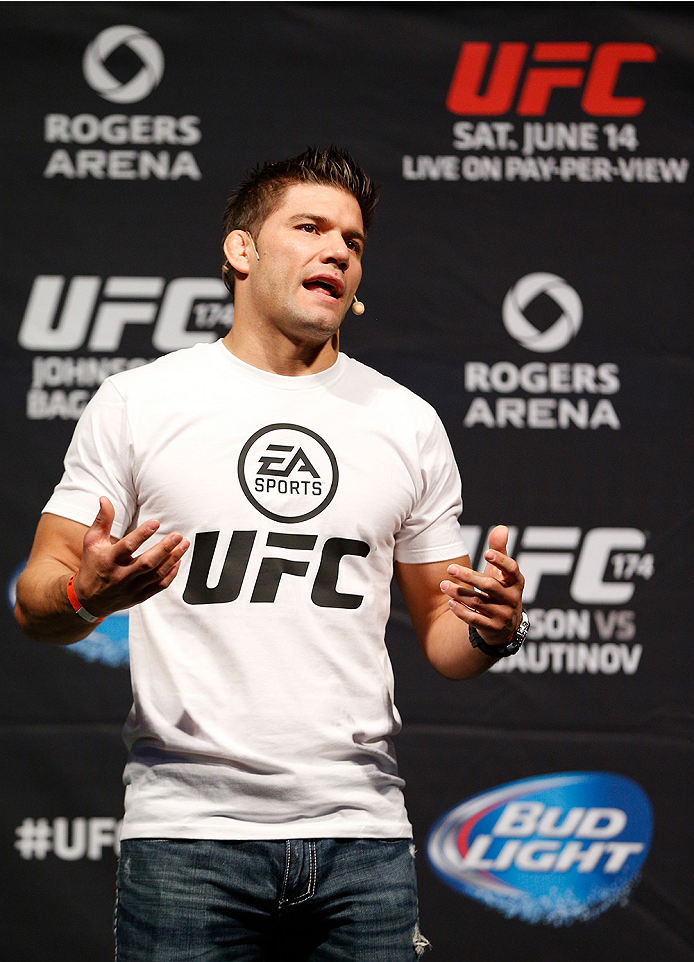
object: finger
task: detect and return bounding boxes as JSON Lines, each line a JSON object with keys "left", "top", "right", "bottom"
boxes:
{"left": 111, "top": 519, "right": 161, "bottom": 565}
{"left": 440, "top": 580, "right": 492, "bottom": 604}
{"left": 144, "top": 538, "right": 190, "bottom": 583}
{"left": 84, "top": 496, "right": 115, "bottom": 546}
{"left": 126, "top": 553, "right": 186, "bottom": 604}
{"left": 450, "top": 549, "right": 520, "bottom": 589}
{"left": 448, "top": 598, "right": 493, "bottom": 628}
{"left": 487, "top": 525, "right": 509, "bottom": 555}
{"left": 482, "top": 525, "right": 509, "bottom": 580}
{"left": 446, "top": 596, "right": 502, "bottom": 627}
{"left": 441, "top": 587, "right": 513, "bottom": 631}
{"left": 127, "top": 533, "right": 188, "bottom": 582}
{"left": 157, "top": 559, "right": 183, "bottom": 590}
{"left": 440, "top": 566, "right": 513, "bottom": 615}
{"left": 446, "top": 563, "right": 506, "bottom": 593}
{"left": 483, "top": 551, "right": 522, "bottom": 587}
{"left": 445, "top": 597, "right": 474, "bottom": 621}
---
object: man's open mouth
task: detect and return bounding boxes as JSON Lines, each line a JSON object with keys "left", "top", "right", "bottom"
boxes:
{"left": 303, "top": 275, "right": 344, "bottom": 300}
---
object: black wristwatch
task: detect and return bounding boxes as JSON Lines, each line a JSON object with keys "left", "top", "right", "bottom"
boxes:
{"left": 468, "top": 610, "right": 530, "bottom": 659}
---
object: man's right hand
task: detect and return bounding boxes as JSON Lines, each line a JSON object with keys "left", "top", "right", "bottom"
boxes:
{"left": 14, "top": 497, "right": 189, "bottom": 644}
{"left": 73, "top": 497, "right": 189, "bottom": 619}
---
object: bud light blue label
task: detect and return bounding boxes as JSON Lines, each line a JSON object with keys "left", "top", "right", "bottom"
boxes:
{"left": 426, "top": 772, "right": 652, "bottom": 925}
{"left": 69, "top": 611, "right": 130, "bottom": 667}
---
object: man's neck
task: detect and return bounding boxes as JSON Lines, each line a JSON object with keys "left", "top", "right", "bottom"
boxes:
{"left": 222, "top": 323, "right": 339, "bottom": 377}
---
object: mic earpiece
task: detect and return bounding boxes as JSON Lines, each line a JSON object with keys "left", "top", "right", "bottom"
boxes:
{"left": 246, "top": 232, "right": 260, "bottom": 262}
{"left": 352, "top": 295, "right": 365, "bottom": 315}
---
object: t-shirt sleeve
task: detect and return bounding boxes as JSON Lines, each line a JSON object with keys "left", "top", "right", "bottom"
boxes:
{"left": 393, "top": 413, "right": 469, "bottom": 564}
{"left": 42, "top": 378, "right": 137, "bottom": 539}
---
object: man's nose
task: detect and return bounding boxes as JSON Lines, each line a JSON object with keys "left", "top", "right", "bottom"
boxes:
{"left": 320, "top": 232, "right": 350, "bottom": 268}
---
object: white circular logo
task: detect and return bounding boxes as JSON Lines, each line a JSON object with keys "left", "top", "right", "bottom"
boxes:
{"left": 82, "top": 25, "right": 164, "bottom": 104}
{"left": 238, "top": 424, "right": 339, "bottom": 524}
{"left": 502, "top": 273, "right": 583, "bottom": 353}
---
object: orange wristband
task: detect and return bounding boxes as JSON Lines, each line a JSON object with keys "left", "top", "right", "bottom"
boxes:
{"left": 66, "top": 575, "right": 104, "bottom": 625}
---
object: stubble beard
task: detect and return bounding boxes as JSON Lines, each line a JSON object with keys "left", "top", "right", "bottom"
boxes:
{"left": 266, "top": 292, "right": 348, "bottom": 348}
{"left": 250, "top": 262, "right": 351, "bottom": 349}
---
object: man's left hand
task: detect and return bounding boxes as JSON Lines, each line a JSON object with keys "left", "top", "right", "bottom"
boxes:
{"left": 439, "top": 524, "right": 525, "bottom": 649}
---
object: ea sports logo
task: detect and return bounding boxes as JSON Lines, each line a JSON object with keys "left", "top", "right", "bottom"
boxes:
{"left": 238, "top": 424, "right": 339, "bottom": 524}
{"left": 82, "top": 25, "right": 164, "bottom": 104}
{"left": 503, "top": 273, "right": 582, "bottom": 353}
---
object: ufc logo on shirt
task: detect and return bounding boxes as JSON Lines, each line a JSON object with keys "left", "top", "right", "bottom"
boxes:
{"left": 183, "top": 530, "right": 370, "bottom": 609}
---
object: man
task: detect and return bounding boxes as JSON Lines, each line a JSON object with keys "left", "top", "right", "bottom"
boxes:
{"left": 15, "top": 147, "right": 526, "bottom": 961}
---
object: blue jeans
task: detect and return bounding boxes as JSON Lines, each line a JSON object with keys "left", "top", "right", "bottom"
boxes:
{"left": 115, "top": 838, "right": 428, "bottom": 961}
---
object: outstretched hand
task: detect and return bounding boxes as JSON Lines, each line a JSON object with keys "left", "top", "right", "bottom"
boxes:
{"left": 71, "top": 497, "right": 189, "bottom": 618}
{"left": 439, "top": 524, "right": 524, "bottom": 649}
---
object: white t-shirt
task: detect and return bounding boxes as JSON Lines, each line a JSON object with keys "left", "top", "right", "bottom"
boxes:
{"left": 44, "top": 341, "right": 468, "bottom": 840}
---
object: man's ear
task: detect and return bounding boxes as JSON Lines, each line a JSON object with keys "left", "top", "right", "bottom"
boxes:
{"left": 223, "top": 230, "right": 255, "bottom": 276}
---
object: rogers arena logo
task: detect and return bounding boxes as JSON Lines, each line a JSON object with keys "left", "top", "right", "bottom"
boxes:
{"left": 427, "top": 772, "right": 653, "bottom": 925}
{"left": 238, "top": 424, "right": 339, "bottom": 523}
{"left": 7, "top": 562, "right": 129, "bottom": 667}
{"left": 502, "top": 274, "right": 582, "bottom": 353}
{"left": 43, "top": 25, "right": 202, "bottom": 181}
{"left": 464, "top": 274, "right": 621, "bottom": 430}
{"left": 83, "top": 25, "right": 164, "bottom": 104}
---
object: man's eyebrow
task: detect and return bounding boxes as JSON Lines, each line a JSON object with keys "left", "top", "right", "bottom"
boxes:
{"left": 288, "top": 213, "right": 366, "bottom": 245}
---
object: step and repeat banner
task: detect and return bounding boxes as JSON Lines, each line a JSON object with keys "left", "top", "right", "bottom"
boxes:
{"left": 1, "top": 4, "right": 692, "bottom": 960}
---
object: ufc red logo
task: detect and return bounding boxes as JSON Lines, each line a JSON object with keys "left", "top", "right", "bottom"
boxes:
{"left": 446, "top": 42, "right": 657, "bottom": 116}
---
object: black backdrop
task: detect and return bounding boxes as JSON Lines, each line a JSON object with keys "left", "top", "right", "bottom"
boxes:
{"left": 1, "top": 4, "right": 692, "bottom": 960}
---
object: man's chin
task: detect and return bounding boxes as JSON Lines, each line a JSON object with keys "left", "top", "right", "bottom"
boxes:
{"left": 290, "top": 306, "right": 346, "bottom": 342}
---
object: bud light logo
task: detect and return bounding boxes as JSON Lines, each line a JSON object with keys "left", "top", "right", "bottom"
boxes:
{"left": 69, "top": 611, "right": 130, "bottom": 667}
{"left": 426, "top": 772, "right": 652, "bottom": 925}
{"left": 8, "top": 561, "right": 129, "bottom": 668}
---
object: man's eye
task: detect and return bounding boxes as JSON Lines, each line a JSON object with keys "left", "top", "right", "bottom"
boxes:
{"left": 299, "top": 224, "right": 317, "bottom": 233}
{"left": 347, "top": 240, "right": 362, "bottom": 254}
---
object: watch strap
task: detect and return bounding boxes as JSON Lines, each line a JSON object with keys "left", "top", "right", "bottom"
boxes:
{"left": 468, "top": 611, "right": 529, "bottom": 658}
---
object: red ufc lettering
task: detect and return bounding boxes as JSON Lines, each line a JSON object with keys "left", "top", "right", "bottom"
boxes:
{"left": 446, "top": 42, "right": 527, "bottom": 115}
{"left": 517, "top": 43, "right": 591, "bottom": 115}
{"left": 581, "top": 43, "right": 657, "bottom": 115}
{"left": 446, "top": 41, "right": 657, "bottom": 116}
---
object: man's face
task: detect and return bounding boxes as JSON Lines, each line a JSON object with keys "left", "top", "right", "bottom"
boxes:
{"left": 243, "top": 183, "right": 365, "bottom": 344}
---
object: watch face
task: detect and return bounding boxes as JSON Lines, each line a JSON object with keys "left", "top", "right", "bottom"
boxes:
{"left": 502, "top": 611, "right": 529, "bottom": 655}
{"left": 516, "top": 611, "right": 530, "bottom": 644}
{"left": 469, "top": 615, "right": 529, "bottom": 657}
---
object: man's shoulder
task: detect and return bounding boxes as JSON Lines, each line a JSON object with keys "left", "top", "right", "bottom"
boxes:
{"left": 340, "top": 354, "right": 438, "bottom": 420}
{"left": 341, "top": 353, "right": 431, "bottom": 400}
{"left": 106, "top": 341, "right": 221, "bottom": 394}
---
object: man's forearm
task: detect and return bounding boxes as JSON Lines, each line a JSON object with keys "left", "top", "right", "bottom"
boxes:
{"left": 14, "top": 560, "right": 96, "bottom": 645}
{"left": 423, "top": 609, "right": 497, "bottom": 680}
{"left": 16, "top": 503, "right": 190, "bottom": 646}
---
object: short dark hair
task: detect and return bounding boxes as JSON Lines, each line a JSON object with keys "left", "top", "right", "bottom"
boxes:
{"left": 221, "top": 146, "right": 378, "bottom": 294}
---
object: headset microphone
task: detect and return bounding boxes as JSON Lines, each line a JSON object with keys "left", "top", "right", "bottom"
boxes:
{"left": 246, "top": 232, "right": 260, "bottom": 261}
